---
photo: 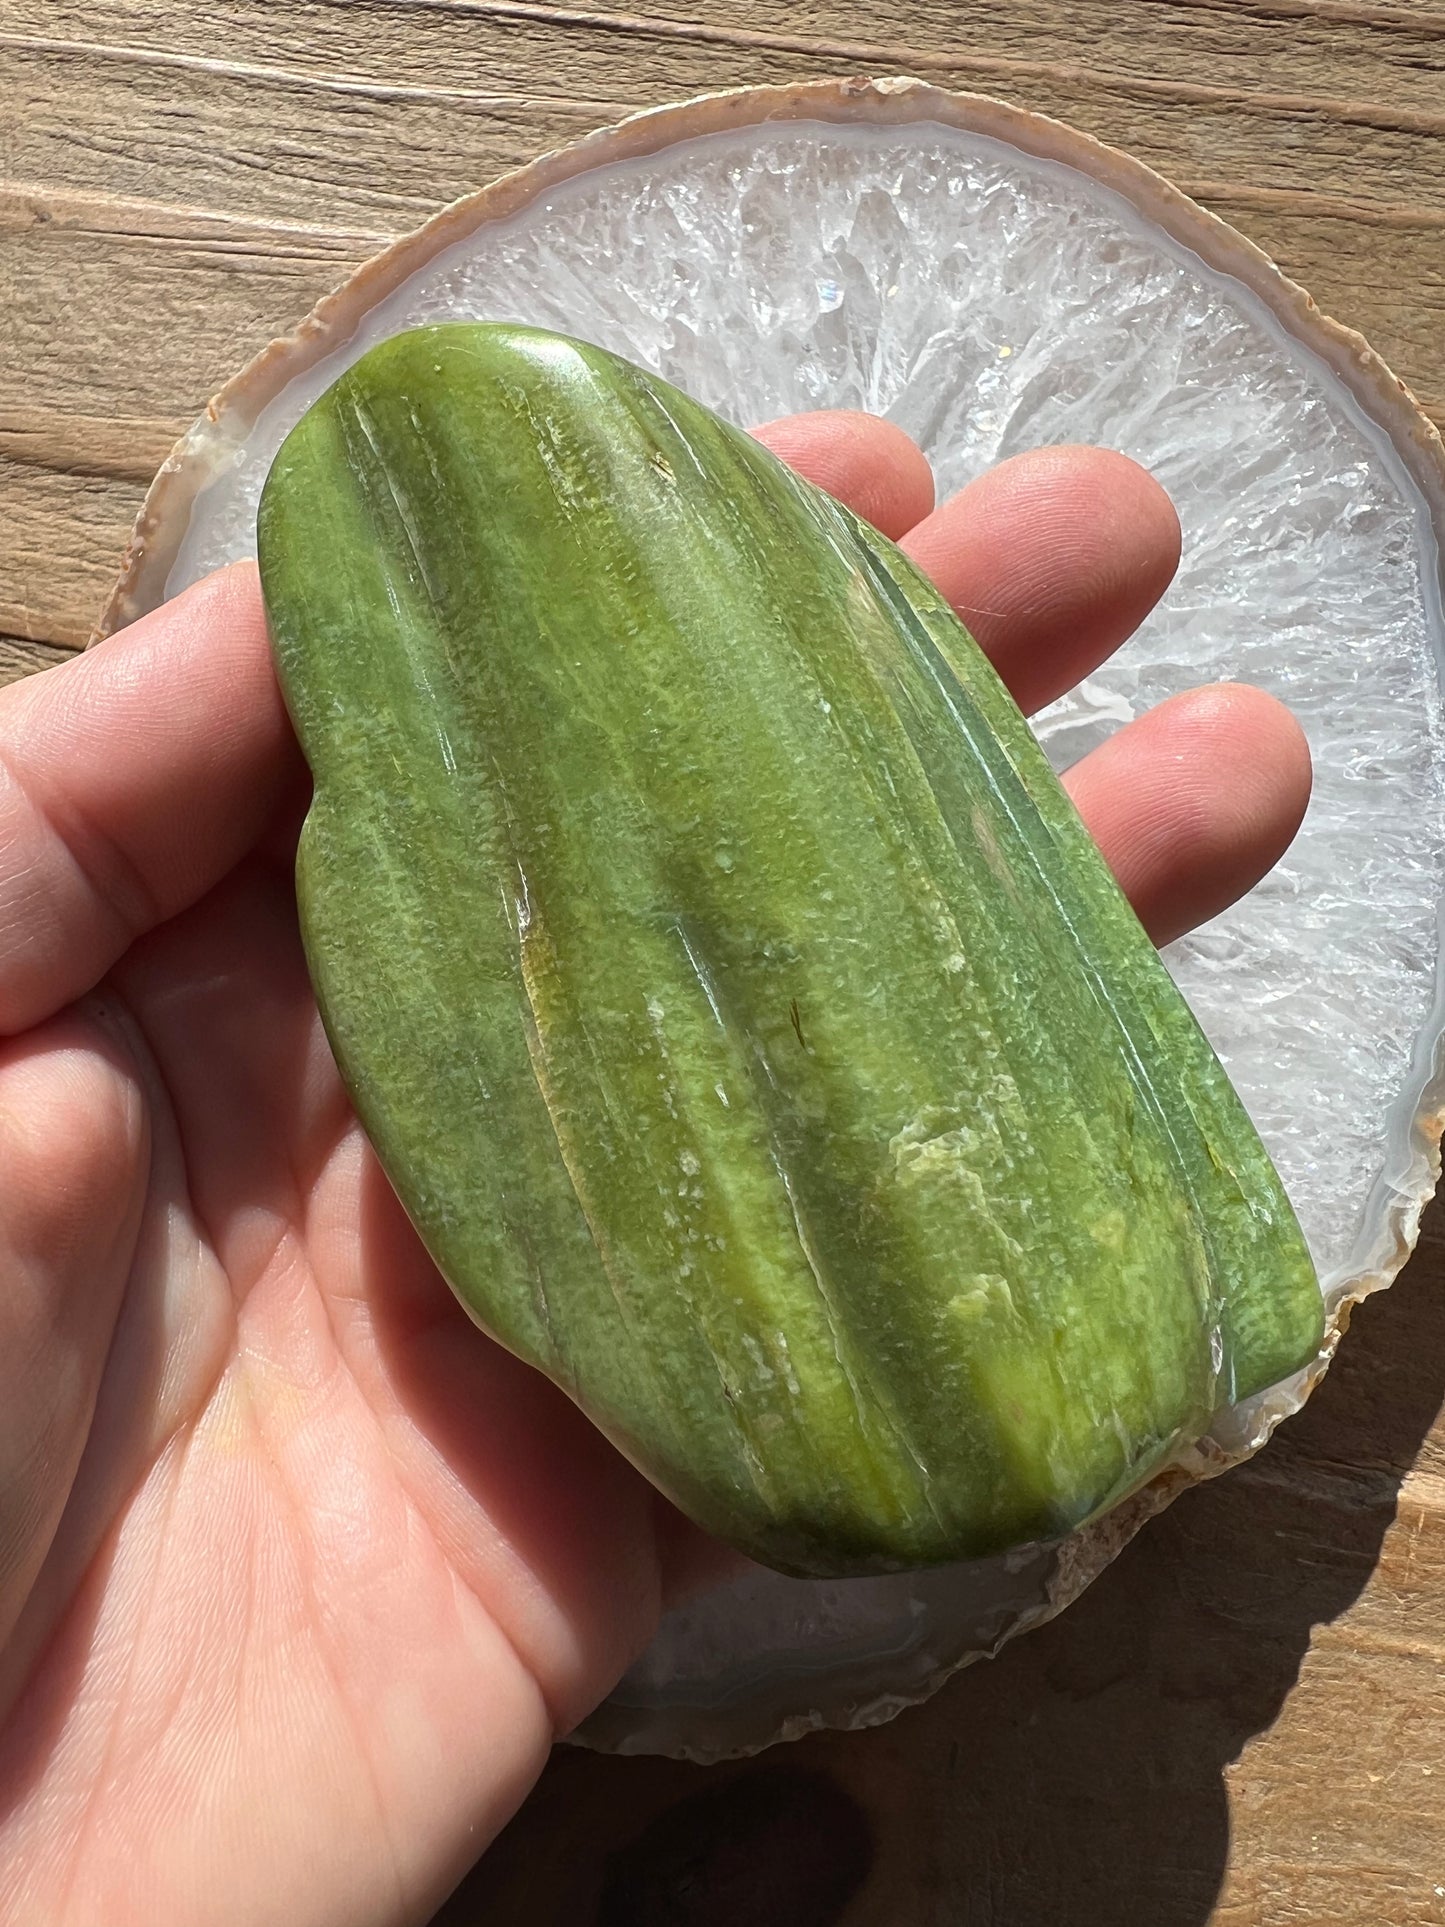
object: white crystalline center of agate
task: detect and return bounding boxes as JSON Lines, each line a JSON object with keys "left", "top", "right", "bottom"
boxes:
{"left": 180, "top": 120, "right": 1445, "bottom": 1296}
{"left": 175, "top": 119, "right": 1445, "bottom": 1739}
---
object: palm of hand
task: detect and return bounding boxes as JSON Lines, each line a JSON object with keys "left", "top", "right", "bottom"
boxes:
{"left": 0, "top": 421, "right": 1308, "bottom": 1926}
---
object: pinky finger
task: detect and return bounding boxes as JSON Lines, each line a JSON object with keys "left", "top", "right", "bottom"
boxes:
{"left": 1063, "top": 683, "right": 1312, "bottom": 948}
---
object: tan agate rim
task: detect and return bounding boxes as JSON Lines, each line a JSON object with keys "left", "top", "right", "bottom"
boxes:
{"left": 95, "top": 76, "right": 1445, "bottom": 1735}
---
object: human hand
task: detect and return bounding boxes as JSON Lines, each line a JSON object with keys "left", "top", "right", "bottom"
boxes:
{"left": 0, "top": 417, "right": 1308, "bottom": 1925}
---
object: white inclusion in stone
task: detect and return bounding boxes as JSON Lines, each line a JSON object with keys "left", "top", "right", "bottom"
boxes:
{"left": 180, "top": 122, "right": 1445, "bottom": 1308}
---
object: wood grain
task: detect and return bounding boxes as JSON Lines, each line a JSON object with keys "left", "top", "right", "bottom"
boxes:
{"left": 5, "top": 2, "right": 1445, "bottom": 1921}
{"left": 0, "top": 636, "right": 73, "bottom": 688}
{"left": 6, "top": 0, "right": 1445, "bottom": 648}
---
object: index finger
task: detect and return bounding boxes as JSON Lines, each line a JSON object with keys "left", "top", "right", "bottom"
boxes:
{"left": 0, "top": 563, "right": 299, "bottom": 1036}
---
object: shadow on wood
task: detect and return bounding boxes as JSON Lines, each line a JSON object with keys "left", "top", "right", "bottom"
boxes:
{"left": 437, "top": 1195, "right": 1445, "bottom": 1926}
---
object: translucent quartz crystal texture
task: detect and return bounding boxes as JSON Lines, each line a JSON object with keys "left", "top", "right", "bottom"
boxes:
{"left": 171, "top": 119, "right": 1445, "bottom": 1750}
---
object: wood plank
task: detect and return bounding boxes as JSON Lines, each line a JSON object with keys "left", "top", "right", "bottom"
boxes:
{"left": 4, "top": 195, "right": 378, "bottom": 421}
{"left": 1, "top": 38, "right": 621, "bottom": 224}
{"left": 7, "top": 6, "right": 1445, "bottom": 222}
{"left": 0, "top": 458, "right": 146, "bottom": 646}
{"left": 0, "top": 403, "right": 187, "bottom": 485}
{"left": 13, "top": 0, "right": 1445, "bottom": 124}
{"left": 3, "top": 195, "right": 383, "bottom": 646}
{"left": 0, "top": 636, "right": 74, "bottom": 689}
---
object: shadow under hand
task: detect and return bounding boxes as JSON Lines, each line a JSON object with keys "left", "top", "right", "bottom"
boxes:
{"left": 436, "top": 1192, "right": 1445, "bottom": 1926}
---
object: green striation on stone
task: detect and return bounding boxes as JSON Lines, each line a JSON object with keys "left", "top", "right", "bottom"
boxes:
{"left": 257, "top": 322, "right": 1323, "bottom": 1578}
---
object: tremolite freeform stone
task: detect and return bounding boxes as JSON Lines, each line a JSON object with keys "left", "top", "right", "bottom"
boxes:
{"left": 257, "top": 321, "right": 1323, "bottom": 1578}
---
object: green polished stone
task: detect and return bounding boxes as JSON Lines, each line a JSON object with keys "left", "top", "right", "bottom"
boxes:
{"left": 258, "top": 322, "right": 1323, "bottom": 1577}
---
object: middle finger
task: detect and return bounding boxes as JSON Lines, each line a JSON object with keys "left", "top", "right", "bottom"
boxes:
{"left": 899, "top": 443, "right": 1182, "bottom": 716}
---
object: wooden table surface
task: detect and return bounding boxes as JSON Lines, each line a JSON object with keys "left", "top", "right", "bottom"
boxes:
{"left": 7, "top": 1, "right": 1445, "bottom": 1919}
